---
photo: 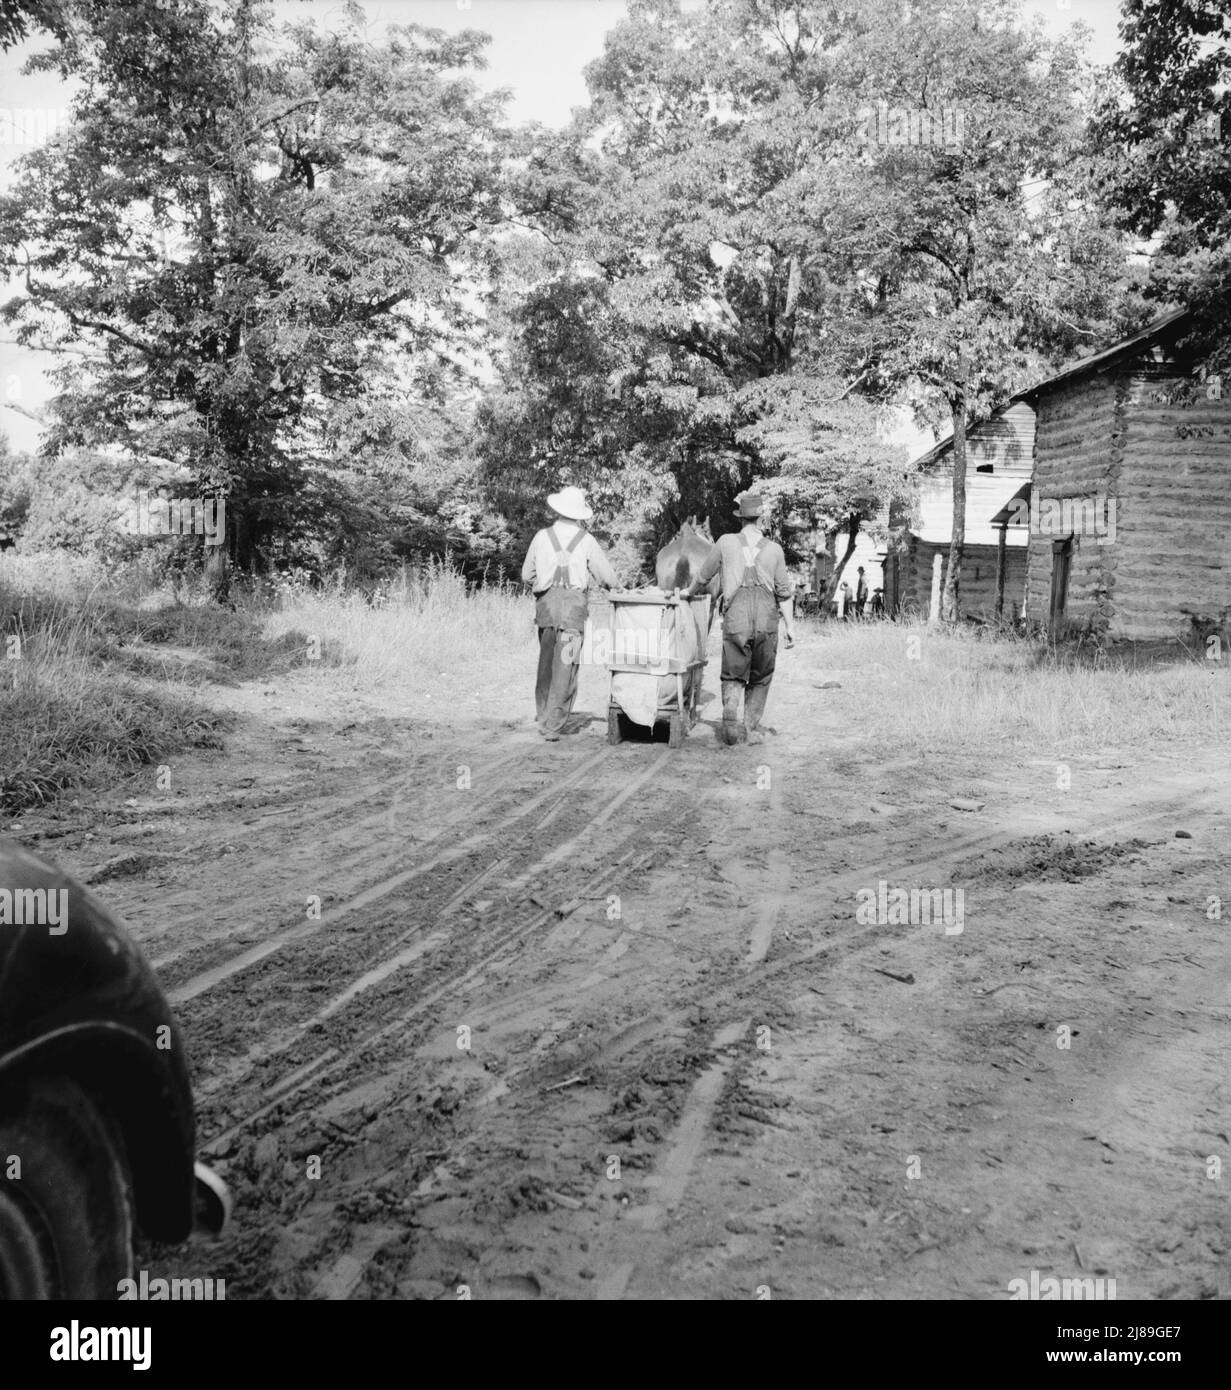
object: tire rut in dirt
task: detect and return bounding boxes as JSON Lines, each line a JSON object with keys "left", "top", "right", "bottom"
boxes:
{"left": 185, "top": 749, "right": 673, "bottom": 1144}
{"left": 161, "top": 751, "right": 697, "bottom": 1295}
{"left": 158, "top": 744, "right": 611, "bottom": 999}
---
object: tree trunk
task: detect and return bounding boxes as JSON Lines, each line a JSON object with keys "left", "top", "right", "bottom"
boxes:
{"left": 940, "top": 380, "right": 967, "bottom": 623}
{"left": 824, "top": 514, "right": 861, "bottom": 607}
{"left": 200, "top": 0, "right": 250, "bottom": 611}
{"left": 204, "top": 541, "right": 230, "bottom": 604}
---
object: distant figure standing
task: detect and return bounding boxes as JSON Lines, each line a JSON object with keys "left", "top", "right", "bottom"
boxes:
{"left": 855, "top": 567, "right": 869, "bottom": 617}
{"left": 871, "top": 587, "right": 885, "bottom": 618}
{"left": 811, "top": 548, "right": 828, "bottom": 599}
{"left": 837, "top": 581, "right": 852, "bottom": 620}
{"left": 521, "top": 486, "right": 617, "bottom": 742}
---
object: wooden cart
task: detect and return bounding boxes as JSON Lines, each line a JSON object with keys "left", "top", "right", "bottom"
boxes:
{"left": 605, "top": 591, "right": 709, "bottom": 749}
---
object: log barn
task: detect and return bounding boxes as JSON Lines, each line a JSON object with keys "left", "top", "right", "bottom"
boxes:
{"left": 885, "top": 401, "right": 1035, "bottom": 619}
{"left": 1010, "top": 309, "right": 1231, "bottom": 641}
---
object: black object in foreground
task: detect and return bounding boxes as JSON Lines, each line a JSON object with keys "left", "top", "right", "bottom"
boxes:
{"left": 0, "top": 839, "right": 229, "bottom": 1298}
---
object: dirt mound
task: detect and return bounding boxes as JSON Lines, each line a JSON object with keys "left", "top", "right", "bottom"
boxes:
{"left": 964, "top": 833, "right": 1153, "bottom": 884}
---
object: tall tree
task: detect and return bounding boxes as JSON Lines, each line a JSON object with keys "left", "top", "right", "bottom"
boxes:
{"left": 484, "top": 0, "right": 908, "bottom": 572}
{"left": 487, "top": 0, "right": 1130, "bottom": 608}
{"left": 1093, "top": 0, "right": 1230, "bottom": 372}
{"left": 831, "top": 0, "right": 1137, "bottom": 620}
{"left": 0, "top": 0, "right": 507, "bottom": 596}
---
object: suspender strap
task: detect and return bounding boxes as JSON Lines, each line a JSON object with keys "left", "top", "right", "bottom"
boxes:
{"left": 549, "top": 527, "right": 587, "bottom": 556}
{"left": 739, "top": 536, "right": 766, "bottom": 586}
{"left": 548, "top": 526, "right": 586, "bottom": 587}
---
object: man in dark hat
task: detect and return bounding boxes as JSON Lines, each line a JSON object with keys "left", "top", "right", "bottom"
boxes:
{"left": 681, "top": 491, "right": 795, "bottom": 745}
{"left": 855, "top": 566, "right": 869, "bottom": 618}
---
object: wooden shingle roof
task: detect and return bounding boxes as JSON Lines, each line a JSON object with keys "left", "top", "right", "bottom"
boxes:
{"left": 1009, "top": 308, "right": 1192, "bottom": 403}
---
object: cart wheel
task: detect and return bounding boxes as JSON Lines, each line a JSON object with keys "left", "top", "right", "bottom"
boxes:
{"left": 668, "top": 712, "right": 684, "bottom": 749}
{"left": 607, "top": 708, "right": 623, "bottom": 745}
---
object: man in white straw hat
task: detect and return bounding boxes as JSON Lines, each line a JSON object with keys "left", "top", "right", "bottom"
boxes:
{"left": 681, "top": 490, "right": 795, "bottom": 745}
{"left": 521, "top": 485, "right": 618, "bottom": 741}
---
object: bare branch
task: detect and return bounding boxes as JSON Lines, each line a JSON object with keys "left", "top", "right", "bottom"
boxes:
{"left": 251, "top": 97, "right": 322, "bottom": 139}
{"left": 838, "top": 369, "right": 870, "bottom": 400}
{"left": 1058, "top": 318, "right": 1100, "bottom": 336}
{"left": 504, "top": 218, "right": 562, "bottom": 248}
{"left": 0, "top": 335, "right": 94, "bottom": 358}
{"left": 63, "top": 312, "right": 156, "bottom": 357}
{"left": 902, "top": 240, "right": 961, "bottom": 284}
{"left": 1, "top": 401, "right": 49, "bottom": 423}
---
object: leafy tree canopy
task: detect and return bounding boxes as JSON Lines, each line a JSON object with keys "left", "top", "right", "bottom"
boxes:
{"left": 1094, "top": 0, "right": 1231, "bottom": 371}
{"left": 0, "top": 0, "right": 509, "bottom": 591}
{"left": 485, "top": 0, "right": 1138, "bottom": 611}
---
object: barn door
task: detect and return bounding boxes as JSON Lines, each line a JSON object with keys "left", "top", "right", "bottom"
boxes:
{"left": 1049, "top": 538, "right": 1072, "bottom": 631}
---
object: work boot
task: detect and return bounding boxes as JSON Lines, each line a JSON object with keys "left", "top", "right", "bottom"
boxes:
{"left": 745, "top": 683, "right": 769, "bottom": 745}
{"left": 721, "top": 680, "right": 744, "bottom": 745}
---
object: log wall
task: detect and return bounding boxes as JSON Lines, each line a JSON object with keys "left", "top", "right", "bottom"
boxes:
{"left": 1024, "top": 370, "right": 1231, "bottom": 639}
{"left": 1023, "top": 375, "right": 1119, "bottom": 631}
{"left": 1115, "top": 374, "right": 1231, "bottom": 639}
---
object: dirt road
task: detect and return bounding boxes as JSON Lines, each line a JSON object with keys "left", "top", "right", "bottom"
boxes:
{"left": 14, "top": 625, "right": 1231, "bottom": 1299}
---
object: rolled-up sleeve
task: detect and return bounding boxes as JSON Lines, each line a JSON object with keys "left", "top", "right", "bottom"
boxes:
{"left": 586, "top": 535, "right": 618, "bottom": 589}
{"left": 771, "top": 546, "right": 794, "bottom": 602}
{"left": 521, "top": 534, "right": 540, "bottom": 589}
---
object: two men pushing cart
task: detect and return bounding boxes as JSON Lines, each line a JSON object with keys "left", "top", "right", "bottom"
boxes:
{"left": 521, "top": 486, "right": 794, "bottom": 746}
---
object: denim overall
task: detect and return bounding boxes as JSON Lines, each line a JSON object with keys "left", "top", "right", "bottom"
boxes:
{"left": 534, "top": 526, "right": 588, "bottom": 737}
{"left": 722, "top": 536, "right": 779, "bottom": 685}
{"left": 720, "top": 535, "right": 779, "bottom": 742}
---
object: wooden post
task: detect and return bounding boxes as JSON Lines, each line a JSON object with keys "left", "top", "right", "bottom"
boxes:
{"left": 995, "top": 524, "right": 1007, "bottom": 619}
{"left": 928, "top": 552, "right": 943, "bottom": 624}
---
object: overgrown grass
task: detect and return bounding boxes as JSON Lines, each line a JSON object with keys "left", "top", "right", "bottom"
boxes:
{"left": 4, "top": 547, "right": 1226, "bottom": 814}
{"left": 0, "top": 553, "right": 321, "bottom": 812}
{"left": 0, "top": 596, "right": 231, "bottom": 814}
{"left": 0, "top": 553, "right": 529, "bottom": 813}
{"left": 804, "top": 616, "right": 1230, "bottom": 757}
{"left": 259, "top": 561, "right": 531, "bottom": 689}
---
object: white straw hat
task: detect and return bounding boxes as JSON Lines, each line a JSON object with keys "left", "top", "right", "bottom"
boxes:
{"left": 547, "top": 486, "right": 593, "bottom": 521}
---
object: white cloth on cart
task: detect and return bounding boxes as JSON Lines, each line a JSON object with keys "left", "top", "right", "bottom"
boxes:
{"left": 610, "top": 593, "right": 704, "bottom": 728}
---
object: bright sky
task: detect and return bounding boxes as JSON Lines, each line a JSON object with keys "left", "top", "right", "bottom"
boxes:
{"left": 0, "top": 0, "right": 1130, "bottom": 454}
